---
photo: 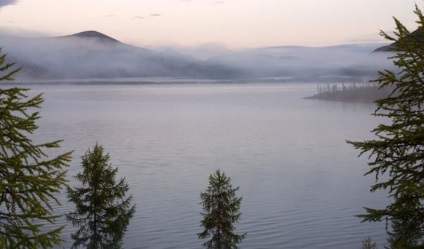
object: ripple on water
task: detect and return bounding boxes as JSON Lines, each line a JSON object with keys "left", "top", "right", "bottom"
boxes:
{"left": 31, "top": 84, "right": 388, "bottom": 249}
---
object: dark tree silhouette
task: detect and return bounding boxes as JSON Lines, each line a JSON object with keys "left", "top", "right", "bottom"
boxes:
{"left": 66, "top": 143, "right": 135, "bottom": 249}
{"left": 0, "top": 48, "right": 72, "bottom": 248}
{"left": 348, "top": 5, "right": 424, "bottom": 248}
{"left": 198, "top": 169, "right": 245, "bottom": 249}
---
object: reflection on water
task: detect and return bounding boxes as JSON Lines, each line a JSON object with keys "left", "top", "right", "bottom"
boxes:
{"left": 28, "top": 83, "right": 388, "bottom": 249}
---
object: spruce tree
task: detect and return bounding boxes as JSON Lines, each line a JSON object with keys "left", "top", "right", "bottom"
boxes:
{"left": 198, "top": 169, "right": 245, "bottom": 249}
{"left": 361, "top": 237, "right": 378, "bottom": 249}
{"left": 348, "top": 5, "right": 424, "bottom": 248}
{"left": 66, "top": 143, "right": 135, "bottom": 249}
{"left": 0, "top": 48, "right": 72, "bottom": 248}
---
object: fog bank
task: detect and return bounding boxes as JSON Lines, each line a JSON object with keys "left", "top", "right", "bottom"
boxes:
{"left": 0, "top": 31, "right": 394, "bottom": 82}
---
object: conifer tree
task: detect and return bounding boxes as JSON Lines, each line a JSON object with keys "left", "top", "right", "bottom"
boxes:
{"left": 361, "top": 237, "right": 378, "bottom": 249}
{"left": 66, "top": 143, "right": 135, "bottom": 249}
{"left": 348, "top": 5, "right": 424, "bottom": 248}
{"left": 0, "top": 48, "right": 72, "bottom": 248}
{"left": 198, "top": 169, "right": 245, "bottom": 249}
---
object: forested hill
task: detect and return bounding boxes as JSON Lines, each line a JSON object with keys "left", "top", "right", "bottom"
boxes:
{"left": 59, "top": 30, "right": 121, "bottom": 44}
{"left": 374, "top": 27, "right": 423, "bottom": 52}
{"left": 2, "top": 30, "right": 241, "bottom": 80}
{"left": 1, "top": 30, "right": 393, "bottom": 82}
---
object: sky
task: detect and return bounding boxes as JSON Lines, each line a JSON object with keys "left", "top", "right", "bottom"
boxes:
{"left": 0, "top": 0, "right": 420, "bottom": 48}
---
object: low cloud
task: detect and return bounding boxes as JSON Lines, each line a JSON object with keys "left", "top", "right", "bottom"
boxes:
{"left": 102, "top": 14, "right": 116, "bottom": 18}
{"left": 347, "top": 32, "right": 389, "bottom": 44}
{"left": 0, "top": 26, "right": 48, "bottom": 37}
{"left": 0, "top": 29, "right": 394, "bottom": 82}
{"left": 0, "top": 0, "right": 17, "bottom": 8}
{"left": 132, "top": 13, "right": 161, "bottom": 20}
{"left": 133, "top": 16, "right": 145, "bottom": 20}
{"left": 1, "top": 33, "right": 243, "bottom": 80}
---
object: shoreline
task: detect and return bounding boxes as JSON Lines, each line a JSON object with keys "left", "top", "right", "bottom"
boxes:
{"left": 304, "top": 85, "right": 393, "bottom": 103}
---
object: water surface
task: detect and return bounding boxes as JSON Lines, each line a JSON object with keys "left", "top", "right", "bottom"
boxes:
{"left": 27, "top": 83, "right": 388, "bottom": 248}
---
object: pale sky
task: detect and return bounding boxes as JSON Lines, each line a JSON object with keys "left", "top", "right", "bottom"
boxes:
{"left": 0, "top": 0, "right": 420, "bottom": 48}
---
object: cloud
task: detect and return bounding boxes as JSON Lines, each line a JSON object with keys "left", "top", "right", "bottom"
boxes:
{"left": 0, "top": 0, "right": 17, "bottom": 8}
{"left": 102, "top": 14, "right": 116, "bottom": 18}
{"left": 0, "top": 26, "right": 48, "bottom": 37}
{"left": 132, "top": 13, "right": 161, "bottom": 20}
{"left": 0, "top": 31, "right": 394, "bottom": 82}
{"left": 347, "top": 32, "right": 388, "bottom": 43}
{"left": 133, "top": 16, "right": 145, "bottom": 20}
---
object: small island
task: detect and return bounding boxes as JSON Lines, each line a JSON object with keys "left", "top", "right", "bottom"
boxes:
{"left": 304, "top": 83, "right": 394, "bottom": 103}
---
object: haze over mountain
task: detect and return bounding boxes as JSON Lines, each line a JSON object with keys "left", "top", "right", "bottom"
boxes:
{"left": 0, "top": 30, "right": 394, "bottom": 82}
{"left": 2, "top": 31, "right": 240, "bottom": 80}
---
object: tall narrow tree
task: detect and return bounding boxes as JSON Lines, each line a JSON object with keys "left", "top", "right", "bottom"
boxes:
{"left": 361, "top": 237, "right": 377, "bottom": 249}
{"left": 348, "top": 5, "right": 424, "bottom": 248}
{"left": 0, "top": 48, "right": 72, "bottom": 248}
{"left": 198, "top": 169, "right": 245, "bottom": 249}
{"left": 66, "top": 143, "right": 135, "bottom": 249}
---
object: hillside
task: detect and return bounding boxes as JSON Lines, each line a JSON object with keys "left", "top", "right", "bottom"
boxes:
{"left": 2, "top": 31, "right": 241, "bottom": 80}
{"left": 59, "top": 30, "right": 121, "bottom": 44}
{"left": 0, "top": 31, "right": 394, "bottom": 82}
{"left": 204, "top": 43, "right": 393, "bottom": 82}
{"left": 374, "top": 27, "right": 423, "bottom": 52}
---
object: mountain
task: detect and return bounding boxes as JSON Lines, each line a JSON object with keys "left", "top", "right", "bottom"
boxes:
{"left": 204, "top": 43, "right": 393, "bottom": 82}
{"left": 0, "top": 30, "right": 394, "bottom": 82}
{"left": 1, "top": 31, "right": 241, "bottom": 80}
{"left": 59, "top": 30, "right": 121, "bottom": 44}
{"left": 374, "top": 27, "right": 423, "bottom": 52}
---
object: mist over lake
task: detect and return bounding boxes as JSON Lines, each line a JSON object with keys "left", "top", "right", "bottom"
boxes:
{"left": 25, "top": 83, "right": 388, "bottom": 249}
{"left": 1, "top": 31, "right": 393, "bottom": 83}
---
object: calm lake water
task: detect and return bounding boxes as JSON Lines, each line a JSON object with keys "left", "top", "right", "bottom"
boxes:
{"left": 27, "top": 83, "right": 388, "bottom": 249}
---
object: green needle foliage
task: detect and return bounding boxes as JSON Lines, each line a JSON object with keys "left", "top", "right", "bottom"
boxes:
{"left": 66, "top": 143, "right": 135, "bottom": 249}
{"left": 198, "top": 169, "right": 245, "bottom": 249}
{"left": 0, "top": 48, "right": 72, "bottom": 248}
{"left": 361, "top": 237, "right": 378, "bottom": 249}
{"left": 348, "top": 5, "right": 424, "bottom": 248}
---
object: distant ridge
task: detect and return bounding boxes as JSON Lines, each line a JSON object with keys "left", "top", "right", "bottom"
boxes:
{"left": 2, "top": 29, "right": 392, "bottom": 81}
{"left": 59, "top": 30, "right": 121, "bottom": 44}
{"left": 4, "top": 30, "right": 241, "bottom": 80}
{"left": 374, "top": 27, "right": 423, "bottom": 52}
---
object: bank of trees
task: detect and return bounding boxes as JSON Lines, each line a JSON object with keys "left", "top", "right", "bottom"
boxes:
{"left": 349, "top": 4, "right": 424, "bottom": 249}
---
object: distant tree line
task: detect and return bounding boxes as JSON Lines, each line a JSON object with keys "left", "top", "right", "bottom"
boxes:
{"left": 316, "top": 82, "right": 378, "bottom": 94}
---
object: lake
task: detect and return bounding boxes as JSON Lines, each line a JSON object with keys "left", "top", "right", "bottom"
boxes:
{"left": 26, "top": 83, "right": 388, "bottom": 248}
